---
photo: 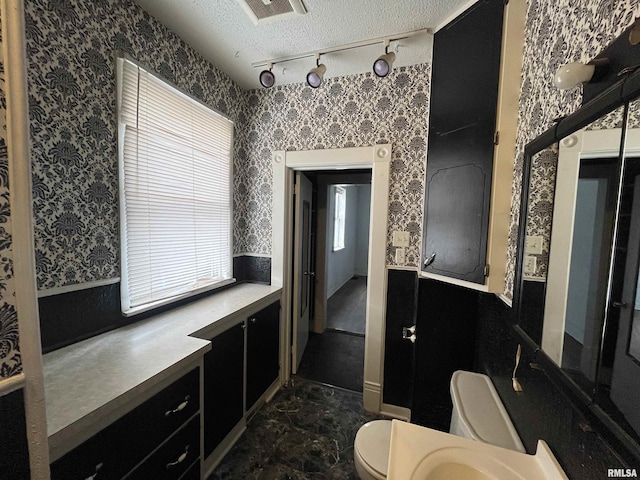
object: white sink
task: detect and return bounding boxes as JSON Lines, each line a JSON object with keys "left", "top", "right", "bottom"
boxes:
{"left": 387, "top": 420, "right": 568, "bottom": 480}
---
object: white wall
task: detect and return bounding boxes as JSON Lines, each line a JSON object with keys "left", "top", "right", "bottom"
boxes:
{"left": 326, "top": 185, "right": 358, "bottom": 298}
{"left": 355, "top": 185, "right": 371, "bottom": 276}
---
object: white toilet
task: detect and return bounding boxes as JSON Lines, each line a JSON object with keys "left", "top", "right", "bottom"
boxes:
{"left": 353, "top": 371, "right": 525, "bottom": 479}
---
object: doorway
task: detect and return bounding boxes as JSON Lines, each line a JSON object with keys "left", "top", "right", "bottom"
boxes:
{"left": 271, "top": 144, "right": 391, "bottom": 412}
{"left": 295, "top": 172, "right": 372, "bottom": 392}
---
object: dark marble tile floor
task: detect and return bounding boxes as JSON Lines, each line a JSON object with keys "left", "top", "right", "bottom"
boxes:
{"left": 209, "top": 377, "right": 383, "bottom": 479}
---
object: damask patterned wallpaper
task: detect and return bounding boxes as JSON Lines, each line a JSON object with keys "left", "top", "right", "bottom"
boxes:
{"left": 0, "top": 13, "right": 21, "bottom": 380}
{"left": 237, "top": 66, "right": 431, "bottom": 266}
{"left": 25, "top": 0, "right": 245, "bottom": 290}
{"left": 504, "top": 0, "right": 638, "bottom": 298}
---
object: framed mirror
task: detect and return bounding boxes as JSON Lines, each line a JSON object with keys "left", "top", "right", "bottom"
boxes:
{"left": 514, "top": 70, "right": 640, "bottom": 456}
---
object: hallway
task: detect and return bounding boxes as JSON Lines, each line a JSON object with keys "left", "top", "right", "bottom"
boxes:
{"left": 296, "top": 277, "right": 366, "bottom": 392}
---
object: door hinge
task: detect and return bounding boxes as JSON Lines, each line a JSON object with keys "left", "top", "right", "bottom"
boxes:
{"left": 484, "top": 264, "right": 490, "bottom": 277}
{"left": 493, "top": 131, "right": 500, "bottom": 145}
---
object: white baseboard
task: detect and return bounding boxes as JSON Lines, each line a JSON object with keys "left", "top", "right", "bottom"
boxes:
{"left": 380, "top": 403, "right": 411, "bottom": 422}
{"left": 363, "top": 381, "right": 381, "bottom": 413}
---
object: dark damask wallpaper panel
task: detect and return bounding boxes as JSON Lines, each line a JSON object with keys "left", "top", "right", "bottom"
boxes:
{"left": 0, "top": 13, "right": 21, "bottom": 380}
{"left": 25, "top": 0, "right": 245, "bottom": 290}
{"left": 237, "top": 66, "right": 431, "bottom": 267}
{"left": 504, "top": 0, "right": 638, "bottom": 298}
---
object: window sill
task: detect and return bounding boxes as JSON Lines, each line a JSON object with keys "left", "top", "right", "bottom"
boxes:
{"left": 122, "top": 278, "right": 237, "bottom": 317}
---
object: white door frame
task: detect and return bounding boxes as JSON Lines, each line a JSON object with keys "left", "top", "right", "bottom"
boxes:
{"left": 272, "top": 144, "right": 391, "bottom": 412}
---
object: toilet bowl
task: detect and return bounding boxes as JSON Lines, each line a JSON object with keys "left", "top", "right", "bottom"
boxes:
{"left": 353, "top": 371, "right": 524, "bottom": 479}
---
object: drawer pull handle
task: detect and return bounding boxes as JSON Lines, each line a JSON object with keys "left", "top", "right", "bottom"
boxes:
{"left": 166, "top": 445, "right": 189, "bottom": 469}
{"left": 84, "top": 462, "right": 103, "bottom": 480}
{"left": 165, "top": 395, "right": 190, "bottom": 417}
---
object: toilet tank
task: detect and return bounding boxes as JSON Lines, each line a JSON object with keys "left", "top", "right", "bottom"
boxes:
{"left": 449, "top": 370, "right": 526, "bottom": 453}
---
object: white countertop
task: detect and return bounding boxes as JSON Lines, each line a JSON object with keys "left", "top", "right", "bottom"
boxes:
{"left": 43, "top": 282, "right": 281, "bottom": 461}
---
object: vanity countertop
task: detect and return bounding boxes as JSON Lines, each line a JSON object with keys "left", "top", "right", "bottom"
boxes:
{"left": 43, "top": 282, "right": 281, "bottom": 461}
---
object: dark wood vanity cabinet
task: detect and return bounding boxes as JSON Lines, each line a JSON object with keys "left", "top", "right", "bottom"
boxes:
{"left": 246, "top": 301, "right": 280, "bottom": 410}
{"left": 203, "top": 321, "right": 245, "bottom": 458}
{"left": 422, "top": 0, "right": 505, "bottom": 284}
{"left": 51, "top": 367, "right": 200, "bottom": 480}
{"left": 203, "top": 300, "right": 280, "bottom": 459}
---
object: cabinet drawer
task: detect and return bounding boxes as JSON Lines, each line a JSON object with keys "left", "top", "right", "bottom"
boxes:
{"left": 125, "top": 415, "right": 200, "bottom": 480}
{"left": 51, "top": 367, "right": 199, "bottom": 480}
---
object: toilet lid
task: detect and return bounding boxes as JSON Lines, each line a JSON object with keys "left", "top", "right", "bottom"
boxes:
{"left": 354, "top": 420, "right": 392, "bottom": 476}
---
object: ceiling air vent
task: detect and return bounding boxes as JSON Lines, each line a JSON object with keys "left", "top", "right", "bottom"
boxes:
{"left": 238, "top": 0, "right": 307, "bottom": 25}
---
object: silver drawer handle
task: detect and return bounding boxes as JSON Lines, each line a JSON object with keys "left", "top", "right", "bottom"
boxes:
{"left": 84, "top": 462, "right": 103, "bottom": 480}
{"left": 165, "top": 395, "right": 190, "bottom": 417}
{"left": 424, "top": 252, "right": 436, "bottom": 267}
{"left": 166, "top": 445, "right": 189, "bottom": 469}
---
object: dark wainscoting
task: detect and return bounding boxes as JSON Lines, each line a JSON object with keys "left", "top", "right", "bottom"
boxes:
{"left": 476, "top": 293, "right": 629, "bottom": 479}
{"left": 233, "top": 256, "right": 271, "bottom": 283}
{"left": 0, "top": 388, "right": 31, "bottom": 480}
{"left": 39, "top": 283, "right": 123, "bottom": 353}
{"left": 383, "top": 269, "right": 419, "bottom": 408}
{"left": 40, "top": 257, "right": 271, "bottom": 353}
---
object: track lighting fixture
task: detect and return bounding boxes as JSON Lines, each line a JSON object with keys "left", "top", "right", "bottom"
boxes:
{"left": 259, "top": 64, "right": 276, "bottom": 88}
{"left": 252, "top": 28, "right": 430, "bottom": 87}
{"left": 373, "top": 43, "right": 396, "bottom": 78}
{"left": 306, "top": 55, "right": 326, "bottom": 88}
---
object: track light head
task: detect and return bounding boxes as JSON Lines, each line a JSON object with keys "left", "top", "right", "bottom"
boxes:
{"left": 259, "top": 67, "right": 275, "bottom": 88}
{"left": 307, "top": 62, "right": 326, "bottom": 88}
{"left": 373, "top": 51, "right": 396, "bottom": 78}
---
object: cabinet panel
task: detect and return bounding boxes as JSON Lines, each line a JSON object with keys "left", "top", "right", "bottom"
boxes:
{"left": 422, "top": 0, "right": 505, "bottom": 284}
{"left": 125, "top": 414, "right": 200, "bottom": 480}
{"left": 412, "top": 279, "right": 478, "bottom": 430}
{"left": 204, "top": 322, "right": 244, "bottom": 458}
{"left": 246, "top": 301, "right": 280, "bottom": 409}
{"left": 51, "top": 368, "right": 199, "bottom": 480}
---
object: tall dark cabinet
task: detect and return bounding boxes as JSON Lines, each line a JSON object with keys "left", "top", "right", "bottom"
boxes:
{"left": 246, "top": 301, "right": 281, "bottom": 410}
{"left": 204, "top": 322, "right": 245, "bottom": 458}
{"left": 422, "top": 0, "right": 505, "bottom": 284}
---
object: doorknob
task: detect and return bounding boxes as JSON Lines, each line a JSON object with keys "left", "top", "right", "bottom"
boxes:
{"left": 402, "top": 325, "right": 417, "bottom": 343}
{"left": 424, "top": 252, "right": 436, "bottom": 267}
{"left": 304, "top": 271, "right": 316, "bottom": 277}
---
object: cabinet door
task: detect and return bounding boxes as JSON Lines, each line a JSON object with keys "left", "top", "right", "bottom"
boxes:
{"left": 246, "top": 301, "right": 280, "bottom": 410}
{"left": 204, "top": 322, "right": 244, "bottom": 458}
{"left": 422, "top": 0, "right": 504, "bottom": 284}
{"left": 411, "top": 279, "right": 478, "bottom": 430}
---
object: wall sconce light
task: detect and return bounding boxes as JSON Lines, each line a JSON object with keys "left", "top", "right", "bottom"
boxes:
{"left": 373, "top": 42, "right": 396, "bottom": 78}
{"left": 306, "top": 55, "right": 326, "bottom": 88}
{"left": 259, "top": 64, "right": 276, "bottom": 88}
{"left": 553, "top": 59, "right": 609, "bottom": 90}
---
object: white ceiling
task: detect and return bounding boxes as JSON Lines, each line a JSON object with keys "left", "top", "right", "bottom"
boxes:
{"left": 132, "top": 0, "right": 475, "bottom": 90}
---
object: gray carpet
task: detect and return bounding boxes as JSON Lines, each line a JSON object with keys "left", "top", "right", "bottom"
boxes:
{"left": 327, "top": 276, "right": 366, "bottom": 335}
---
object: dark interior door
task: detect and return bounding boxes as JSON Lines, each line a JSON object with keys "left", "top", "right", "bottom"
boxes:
{"left": 422, "top": 0, "right": 504, "bottom": 284}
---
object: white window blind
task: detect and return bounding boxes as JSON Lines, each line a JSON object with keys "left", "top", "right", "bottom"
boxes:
{"left": 333, "top": 186, "right": 346, "bottom": 251}
{"left": 117, "top": 58, "right": 234, "bottom": 315}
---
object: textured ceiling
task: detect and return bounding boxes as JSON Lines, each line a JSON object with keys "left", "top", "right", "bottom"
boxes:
{"left": 132, "top": 0, "right": 476, "bottom": 90}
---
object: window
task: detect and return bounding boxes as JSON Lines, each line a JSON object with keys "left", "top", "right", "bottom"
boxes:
{"left": 333, "top": 186, "right": 346, "bottom": 251}
{"left": 117, "top": 58, "right": 233, "bottom": 315}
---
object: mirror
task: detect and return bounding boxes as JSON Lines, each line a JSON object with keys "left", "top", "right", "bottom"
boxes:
{"left": 517, "top": 107, "right": 625, "bottom": 387}
{"left": 543, "top": 107, "right": 624, "bottom": 388}
{"left": 516, "top": 98, "right": 640, "bottom": 444}
{"left": 593, "top": 97, "right": 640, "bottom": 440}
